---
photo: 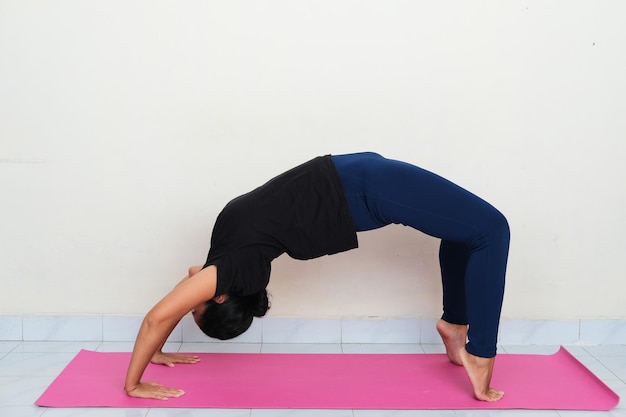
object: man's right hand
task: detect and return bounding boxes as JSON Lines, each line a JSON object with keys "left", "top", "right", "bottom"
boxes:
{"left": 125, "top": 382, "right": 185, "bottom": 400}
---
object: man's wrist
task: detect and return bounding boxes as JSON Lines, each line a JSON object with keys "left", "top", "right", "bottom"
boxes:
{"left": 124, "top": 384, "right": 140, "bottom": 394}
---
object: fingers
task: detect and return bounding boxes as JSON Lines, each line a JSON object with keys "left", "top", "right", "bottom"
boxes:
{"left": 188, "top": 265, "right": 203, "bottom": 277}
{"left": 152, "top": 386, "right": 185, "bottom": 400}
{"left": 128, "top": 382, "right": 185, "bottom": 400}
{"left": 152, "top": 353, "right": 200, "bottom": 367}
{"left": 175, "top": 354, "right": 200, "bottom": 364}
{"left": 173, "top": 354, "right": 200, "bottom": 363}
{"left": 164, "top": 354, "right": 200, "bottom": 366}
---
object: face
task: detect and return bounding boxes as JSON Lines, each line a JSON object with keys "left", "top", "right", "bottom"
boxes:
{"left": 191, "top": 302, "right": 207, "bottom": 325}
{"left": 191, "top": 295, "right": 228, "bottom": 325}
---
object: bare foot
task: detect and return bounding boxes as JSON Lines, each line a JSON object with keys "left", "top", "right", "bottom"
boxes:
{"left": 459, "top": 347, "right": 504, "bottom": 402}
{"left": 436, "top": 319, "right": 467, "bottom": 366}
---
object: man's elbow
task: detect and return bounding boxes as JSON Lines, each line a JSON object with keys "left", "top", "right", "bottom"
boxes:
{"left": 143, "top": 311, "right": 173, "bottom": 329}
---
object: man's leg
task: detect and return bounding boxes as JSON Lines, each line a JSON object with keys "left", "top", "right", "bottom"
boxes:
{"left": 337, "top": 153, "right": 510, "bottom": 401}
{"left": 437, "top": 240, "right": 469, "bottom": 366}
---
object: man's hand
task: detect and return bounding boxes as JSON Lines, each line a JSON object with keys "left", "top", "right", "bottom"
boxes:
{"left": 125, "top": 382, "right": 185, "bottom": 400}
{"left": 151, "top": 351, "right": 200, "bottom": 367}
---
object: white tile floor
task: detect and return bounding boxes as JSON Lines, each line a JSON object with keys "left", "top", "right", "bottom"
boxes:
{"left": 1, "top": 341, "right": 625, "bottom": 417}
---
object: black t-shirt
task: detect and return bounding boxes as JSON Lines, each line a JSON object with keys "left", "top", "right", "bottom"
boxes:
{"left": 203, "top": 155, "right": 358, "bottom": 296}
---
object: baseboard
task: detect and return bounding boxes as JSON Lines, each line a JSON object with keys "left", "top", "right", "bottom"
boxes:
{"left": 1, "top": 315, "right": 625, "bottom": 345}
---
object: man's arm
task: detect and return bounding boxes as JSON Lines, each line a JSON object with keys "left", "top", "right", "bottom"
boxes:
{"left": 124, "top": 266, "right": 217, "bottom": 400}
{"left": 150, "top": 266, "right": 204, "bottom": 362}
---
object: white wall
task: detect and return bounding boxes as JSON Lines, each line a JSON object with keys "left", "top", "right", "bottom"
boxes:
{"left": 1, "top": 0, "right": 624, "bottom": 319}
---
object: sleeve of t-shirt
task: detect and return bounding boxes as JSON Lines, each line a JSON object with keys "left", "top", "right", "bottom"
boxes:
{"left": 209, "top": 250, "right": 271, "bottom": 297}
{"left": 202, "top": 256, "right": 232, "bottom": 296}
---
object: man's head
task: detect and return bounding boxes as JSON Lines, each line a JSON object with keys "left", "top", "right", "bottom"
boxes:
{"left": 193, "top": 290, "right": 270, "bottom": 340}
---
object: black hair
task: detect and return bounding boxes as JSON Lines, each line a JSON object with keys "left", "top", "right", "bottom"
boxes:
{"left": 196, "top": 290, "right": 270, "bottom": 340}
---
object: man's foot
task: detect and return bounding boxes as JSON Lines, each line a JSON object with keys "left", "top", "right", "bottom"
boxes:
{"left": 436, "top": 319, "right": 467, "bottom": 366}
{"left": 459, "top": 347, "right": 504, "bottom": 402}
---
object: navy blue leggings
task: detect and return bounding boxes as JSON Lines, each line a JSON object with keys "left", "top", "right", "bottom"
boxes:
{"left": 332, "top": 152, "right": 510, "bottom": 358}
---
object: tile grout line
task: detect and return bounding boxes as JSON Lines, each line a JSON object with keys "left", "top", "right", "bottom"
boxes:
{"left": 578, "top": 318, "right": 582, "bottom": 344}
{"left": 340, "top": 317, "right": 344, "bottom": 348}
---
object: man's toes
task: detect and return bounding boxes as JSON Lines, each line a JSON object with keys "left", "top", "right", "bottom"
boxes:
{"left": 484, "top": 389, "right": 504, "bottom": 402}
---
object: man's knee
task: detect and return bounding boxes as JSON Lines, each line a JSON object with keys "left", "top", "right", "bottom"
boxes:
{"left": 489, "top": 209, "right": 510, "bottom": 245}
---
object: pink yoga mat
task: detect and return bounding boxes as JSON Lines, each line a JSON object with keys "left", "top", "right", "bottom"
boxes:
{"left": 36, "top": 347, "right": 619, "bottom": 410}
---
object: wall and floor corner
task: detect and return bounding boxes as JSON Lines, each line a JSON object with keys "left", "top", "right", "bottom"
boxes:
{"left": 1, "top": 1, "right": 625, "bottom": 339}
